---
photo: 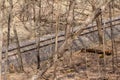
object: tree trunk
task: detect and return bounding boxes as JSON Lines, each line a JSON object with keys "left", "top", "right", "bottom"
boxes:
{"left": 0, "top": 12, "right": 3, "bottom": 80}
{"left": 13, "top": 26, "right": 24, "bottom": 72}
{"left": 96, "top": 16, "right": 103, "bottom": 44}
{"left": 53, "top": 0, "right": 59, "bottom": 79}
{"left": 36, "top": 0, "right": 42, "bottom": 69}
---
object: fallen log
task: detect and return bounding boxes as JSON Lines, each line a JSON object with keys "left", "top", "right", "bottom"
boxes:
{"left": 81, "top": 48, "right": 112, "bottom": 55}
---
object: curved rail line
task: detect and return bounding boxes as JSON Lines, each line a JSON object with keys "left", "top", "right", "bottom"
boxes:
{"left": 2, "top": 17, "right": 120, "bottom": 58}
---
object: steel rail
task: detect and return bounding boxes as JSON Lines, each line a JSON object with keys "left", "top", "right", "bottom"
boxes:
{"left": 2, "top": 17, "right": 120, "bottom": 59}
{"left": 2, "top": 22, "right": 120, "bottom": 58}
{"left": 2, "top": 17, "right": 120, "bottom": 53}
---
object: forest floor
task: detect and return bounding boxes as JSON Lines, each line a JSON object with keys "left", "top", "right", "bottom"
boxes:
{"left": 4, "top": 40, "right": 120, "bottom": 80}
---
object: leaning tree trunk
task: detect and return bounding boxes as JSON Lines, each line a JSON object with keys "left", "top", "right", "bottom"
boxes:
{"left": 13, "top": 26, "right": 24, "bottom": 72}
{"left": 92, "top": 5, "right": 103, "bottom": 44}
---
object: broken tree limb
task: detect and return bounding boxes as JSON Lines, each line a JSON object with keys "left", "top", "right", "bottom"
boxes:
{"left": 81, "top": 48, "right": 112, "bottom": 55}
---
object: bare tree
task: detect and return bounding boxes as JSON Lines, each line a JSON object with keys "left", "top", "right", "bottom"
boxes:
{"left": 4, "top": 0, "right": 13, "bottom": 79}
{"left": 0, "top": 29, "right": 2, "bottom": 80}
{"left": 53, "top": 0, "right": 60, "bottom": 79}
{"left": 96, "top": 16, "right": 103, "bottom": 44}
{"left": 0, "top": 8, "right": 3, "bottom": 80}
{"left": 109, "top": 1, "right": 115, "bottom": 73}
{"left": 36, "top": 0, "right": 42, "bottom": 69}
{"left": 13, "top": 26, "right": 24, "bottom": 72}
{"left": 89, "top": 0, "right": 103, "bottom": 44}
{"left": 66, "top": 0, "right": 75, "bottom": 65}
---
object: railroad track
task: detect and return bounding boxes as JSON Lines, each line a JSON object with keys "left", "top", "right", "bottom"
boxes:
{"left": 2, "top": 17, "right": 120, "bottom": 58}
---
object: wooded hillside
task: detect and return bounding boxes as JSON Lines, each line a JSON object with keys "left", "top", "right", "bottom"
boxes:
{"left": 0, "top": 0, "right": 120, "bottom": 80}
